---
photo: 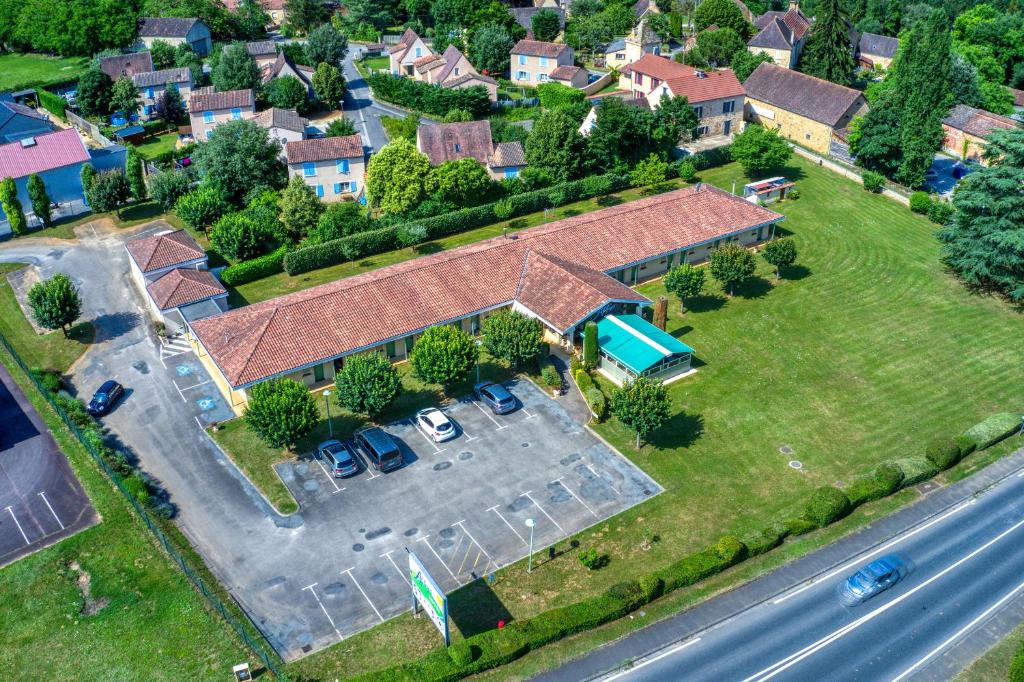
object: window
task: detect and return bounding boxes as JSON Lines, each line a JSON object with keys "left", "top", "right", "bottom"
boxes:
{"left": 415, "top": 47, "right": 422, "bottom": 57}
{"left": 142, "top": 104, "right": 151, "bottom": 115}
{"left": 723, "top": 100, "right": 735, "bottom": 114}
{"left": 693, "top": 105, "right": 703, "bottom": 118}
{"left": 652, "top": 78, "right": 660, "bottom": 88}
{"left": 615, "top": 52, "right": 625, "bottom": 60}
{"left": 145, "top": 87, "right": 154, "bottom": 99}
{"left": 349, "top": 181, "right": 357, "bottom": 192}
{"left": 454, "top": 67, "right": 460, "bottom": 76}
{"left": 634, "top": 72, "right": 642, "bottom": 84}
{"left": 333, "top": 182, "right": 342, "bottom": 194}
{"left": 303, "top": 162, "right": 316, "bottom": 177}
{"left": 538, "top": 73, "right": 549, "bottom": 82}
{"left": 697, "top": 125, "right": 709, "bottom": 136}
{"left": 516, "top": 70, "right": 529, "bottom": 80}
{"left": 805, "top": 133, "right": 811, "bottom": 140}
{"left": 504, "top": 167, "right": 519, "bottom": 179}
{"left": 453, "top": 142, "right": 461, "bottom": 153}
{"left": 315, "top": 184, "right": 324, "bottom": 198}
{"left": 518, "top": 55, "right": 527, "bottom": 65}
{"left": 540, "top": 56, "right": 548, "bottom": 67}
{"left": 203, "top": 111, "right": 213, "bottom": 124}
{"left": 230, "top": 107, "right": 242, "bottom": 120}
{"left": 205, "top": 130, "right": 212, "bottom": 140}
{"left": 336, "top": 159, "right": 349, "bottom": 173}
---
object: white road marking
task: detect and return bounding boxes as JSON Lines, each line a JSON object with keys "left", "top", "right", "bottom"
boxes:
{"left": 472, "top": 400, "right": 507, "bottom": 430}
{"left": 342, "top": 567, "right": 384, "bottom": 622}
{"left": 5, "top": 506, "right": 29, "bottom": 545}
{"left": 746, "top": 513, "right": 1024, "bottom": 681}
{"left": 381, "top": 550, "right": 412, "bottom": 588}
{"left": 315, "top": 457, "right": 345, "bottom": 493}
{"left": 177, "top": 379, "right": 213, "bottom": 392}
{"left": 417, "top": 534, "right": 462, "bottom": 585}
{"left": 604, "top": 637, "right": 702, "bottom": 680}
{"left": 553, "top": 477, "right": 599, "bottom": 517}
{"left": 521, "top": 406, "right": 536, "bottom": 420}
{"left": 487, "top": 505, "right": 528, "bottom": 545}
{"left": 38, "top": 492, "right": 64, "bottom": 530}
{"left": 585, "top": 463, "right": 619, "bottom": 496}
{"left": 773, "top": 500, "right": 976, "bottom": 604}
{"left": 521, "top": 491, "right": 565, "bottom": 533}
{"left": 302, "top": 583, "right": 341, "bottom": 637}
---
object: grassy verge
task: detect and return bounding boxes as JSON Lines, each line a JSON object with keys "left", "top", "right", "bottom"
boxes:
{"left": 0, "top": 52, "right": 89, "bottom": 90}
{"left": 133, "top": 132, "right": 178, "bottom": 161}
{"left": 956, "top": 623, "right": 1024, "bottom": 680}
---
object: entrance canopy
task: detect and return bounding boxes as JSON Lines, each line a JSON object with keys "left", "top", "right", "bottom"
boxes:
{"left": 596, "top": 314, "right": 694, "bottom": 375}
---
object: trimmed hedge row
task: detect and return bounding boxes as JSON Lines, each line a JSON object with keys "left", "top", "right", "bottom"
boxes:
{"left": 366, "top": 72, "right": 492, "bottom": 119}
{"left": 36, "top": 88, "right": 67, "bottom": 120}
{"left": 573, "top": 369, "right": 607, "bottom": 421}
{"left": 962, "top": 412, "right": 1020, "bottom": 451}
{"left": 219, "top": 246, "right": 287, "bottom": 287}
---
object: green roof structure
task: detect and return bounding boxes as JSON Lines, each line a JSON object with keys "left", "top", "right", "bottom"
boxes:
{"left": 595, "top": 314, "right": 694, "bottom": 375}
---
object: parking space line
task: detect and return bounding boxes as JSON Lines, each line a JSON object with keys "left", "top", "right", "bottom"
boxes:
{"left": 408, "top": 419, "right": 444, "bottom": 453}
{"left": 4, "top": 507, "right": 29, "bottom": 545}
{"left": 352, "top": 451, "right": 381, "bottom": 479}
{"left": 487, "top": 505, "right": 529, "bottom": 546}
{"left": 38, "top": 492, "right": 65, "bottom": 530}
{"left": 521, "top": 491, "right": 565, "bottom": 533}
{"left": 585, "top": 464, "right": 619, "bottom": 496}
{"left": 456, "top": 520, "right": 497, "bottom": 571}
{"left": 471, "top": 400, "right": 508, "bottom": 430}
{"left": 552, "top": 477, "right": 599, "bottom": 517}
{"left": 382, "top": 550, "right": 412, "bottom": 588}
{"left": 314, "top": 457, "right": 346, "bottom": 493}
{"left": 341, "top": 567, "right": 384, "bottom": 622}
{"left": 521, "top": 406, "right": 537, "bottom": 420}
{"left": 302, "top": 583, "right": 341, "bottom": 637}
{"left": 172, "top": 380, "right": 187, "bottom": 403}
{"left": 417, "top": 535, "right": 462, "bottom": 585}
{"left": 177, "top": 379, "right": 213, "bottom": 392}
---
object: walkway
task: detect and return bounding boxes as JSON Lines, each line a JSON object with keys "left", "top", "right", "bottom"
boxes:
{"left": 549, "top": 348, "right": 593, "bottom": 426}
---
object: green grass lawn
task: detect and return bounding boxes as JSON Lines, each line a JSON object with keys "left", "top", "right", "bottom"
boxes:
{"left": 0, "top": 52, "right": 89, "bottom": 90}
{"left": 956, "top": 625, "right": 1023, "bottom": 681}
{"left": 132, "top": 132, "right": 178, "bottom": 161}
{"left": 356, "top": 55, "right": 390, "bottom": 79}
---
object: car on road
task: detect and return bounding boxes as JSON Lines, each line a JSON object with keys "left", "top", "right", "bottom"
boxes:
{"left": 415, "top": 408, "right": 456, "bottom": 442}
{"left": 87, "top": 380, "right": 124, "bottom": 415}
{"left": 354, "top": 427, "right": 403, "bottom": 472}
{"left": 839, "top": 554, "right": 909, "bottom": 606}
{"left": 318, "top": 440, "right": 359, "bottom": 478}
{"left": 474, "top": 381, "right": 517, "bottom": 414}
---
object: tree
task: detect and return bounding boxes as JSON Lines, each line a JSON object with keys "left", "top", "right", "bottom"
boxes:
{"left": 76, "top": 67, "right": 114, "bottom": 117}
{"left": 264, "top": 75, "right": 309, "bottom": 112}
{"left": 150, "top": 39, "right": 176, "bottom": 69}
{"left": 664, "top": 263, "right": 705, "bottom": 312}
{"left": 0, "top": 176, "right": 27, "bottom": 236}
{"left": 88, "top": 171, "right": 130, "bottom": 217}
{"left": 731, "top": 50, "right": 775, "bottom": 82}
{"left": 80, "top": 164, "right": 96, "bottom": 207}
{"left": 26, "top": 174, "right": 52, "bottom": 227}
{"left": 212, "top": 42, "right": 261, "bottom": 92}
{"left": 482, "top": 309, "right": 544, "bottom": 368}
{"left": 410, "top": 324, "right": 478, "bottom": 388}
{"left": 150, "top": 170, "right": 193, "bottom": 211}
{"left": 610, "top": 377, "right": 671, "bottom": 449}
{"left": 234, "top": 0, "right": 271, "bottom": 39}
{"left": 532, "top": 8, "right": 562, "bottom": 42}
{"left": 284, "top": 0, "right": 329, "bottom": 35}
{"left": 443, "top": 109, "right": 473, "bottom": 123}
{"left": 630, "top": 154, "right": 669, "bottom": 187}
{"left": 848, "top": 99, "right": 902, "bottom": 176}
{"left": 175, "top": 186, "right": 229, "bottom": 232}
{"left": 365, "top": 138, "right": 431, "bottom": 214}
{"left": 797, "top": 0, "right": 856, "bottom": 86}
{"left": 525, "top": 109, "right": 589, "bottom": 182}
{"left": 308, "top": 201, "right": 371, "bottom": 243}
{"left": 244, "top": 378, "right": 319, "bottom": 450}
{"left": 587, "top": 97, "right": 660, "bottom": 171}
{"left": 280, "top": 175, "right": 323, "bottom": 240}
{"left": 695, "top": 27, "right": 746, "bottom": 68}
{"left": 582, "top": 320, "right": 598, "bottom": 369}
{"left": 125, "top": 146, "right": 146, "bottom": 201}
{"left": 304, "top": 22, "right": 348, "bottom": 67}
{"left": 156, "top": 83, "right": 186, "bottom": 122}
{"left": 652, "top": 95, "right": 700, "bottom": 148}
{"left": 334, "top": 352, "right": 402, "bottom": 416}
{"left": 709, "top": 243, "right": 757, "bottom": 295}
{"left": 694, "top": 0, "right": 752, "bottom": 39}
{"left": 312, "top": 62, "right": 346, "bottom": 108}
{"left": 729, "top": 125, "right": 792, "bottom": 176}
{"left": 110, "top": 75, "right": 140, "bottom": 117}
{"left": 325, "top": 117, "right": 357, "bottom": 138}
{"left": 761, "top": 237, "right": 798, "bottom": 279}
{"left": 425, "top": 159, "right": 492, "bottom": 207}
{"left": 210, "top": 212, "right": 276, "bottom": 260}
{"left": 470, "top": 23, "right": 515, "bottom": 76}
{"left": 27, "top": 273, "right": 81, "bottom": 336}
{"left": 191, "top": 119, "right": 285, "bottom": 205}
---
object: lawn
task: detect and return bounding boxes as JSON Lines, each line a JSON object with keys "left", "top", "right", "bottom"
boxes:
{"left": 356, "top": 55, "right": 390, "bottom": 79}
{"left": 0, "top": 52, "right": 89, "bottom": 90}
{"left": 278, "top": 155, "right": 1024, "bottom": 679}
{"left": 132, "top": 132, "right": 178, "bottom": 161}
{"left": 956, "top": 625, "right": 1023, "bottom": 681}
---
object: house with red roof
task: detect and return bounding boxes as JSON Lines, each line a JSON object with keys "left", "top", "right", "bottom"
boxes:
{"left": 285, "top": 135, "right": 366, "bottom": 202}
{"left": 0, "top": 128, "right": 91, "bottom": 234}
{"left": 187, "top": 87, "right": 256, "bottom": 141}
{"left": 389, "top": 28, "right": 433, "bottom": 77}
{"left": 413, "top": 45, "right": 499, "bottom": 101}
{"left": 510, "top": 39, "right": 574, "bottom": 86}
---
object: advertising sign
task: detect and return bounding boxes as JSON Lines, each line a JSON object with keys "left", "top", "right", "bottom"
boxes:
{"left": 408, "top": 548, "right": 450, "bottom": 646}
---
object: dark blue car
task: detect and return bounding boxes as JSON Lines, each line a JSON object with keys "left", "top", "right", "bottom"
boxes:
{"left": 87, "top": 380, "right": 124, "bottom": 415}
{"left": 839, "top": 555, "right": 909, "bottom": 606}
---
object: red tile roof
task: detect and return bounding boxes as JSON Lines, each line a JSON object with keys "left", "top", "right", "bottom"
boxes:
{"left": 417, "top": 120, "right": 494, "bottom": 166}
{"left": 125, "top": 228, "right": 206, "bottom": 274}
{"left": 99, "top": 52, "right": 154, "bottom": 80}
{"left": 512, "top": 39, "right": 569, "bottom": 59}
{"left": 0, "top": 128, "right": 89, "bottom": 180}
{"left": 188, "top": 87, "right": 254, "bottom": 112}
{"left": 662, "top": 68, "right": 744, "bottom": 103}
{"left": 549, "top": 64, "right": 584, "bottom": 81}
{"left": 285, "top": 135, "right": 363, "bottom": 164}
{"left": 192, "top": 186, "right": 783, "bottom": 387}
{"left": 622, "top": 53, "right": 689, "bottom": 81}
{"left": 146, "top": 268, "right": 226, "bottom": 310}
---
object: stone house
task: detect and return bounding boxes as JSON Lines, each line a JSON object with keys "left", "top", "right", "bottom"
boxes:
{"left": 510, "top": 39, "right": 574, "bottom": 85}
{"left": 416, "top": 120, "right": 527, "bottom": 180}
{"left": 603, "top": 16, "right": 662, "bottom": 71}
{"left": 187, "top": 87, "right": 256, "bottom": 141}
{"left": 856, "top": 32, "right": 898, "bottom": 70}
{"left": 389, "top": 28, "right": 433, "bottom": 76}
{"left": 285, "top": 135, "right": 366, "bottom": 202}
{"left": 941, "top": 104, "right": 1019, "bottom": 163}
{"left": 99, "top": 51, "right": 154, "bottom": 80}
{"left": 742, "top": 62, "right": 867, "bottom": 155}
{"left": 746, "top": 2, "right": 811, "bottom": 69}
{"left": 136, "top": 17, "right": 212, "bottom": 56}
{"left": 242, "top": 40, "right": 279, "bottom": 69}
{"left": 134, "top": 67, "right": 193, "bottom": 119}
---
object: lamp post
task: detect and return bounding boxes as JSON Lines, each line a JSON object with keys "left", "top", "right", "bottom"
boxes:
{"left": 323, "top": 389, "right": 333, "bottom": 438}
{"left": 525, "top": 518, "right": 536, "bottom": 573}
{"left": 475, "top": 339, "right": 483, "bottom": 385}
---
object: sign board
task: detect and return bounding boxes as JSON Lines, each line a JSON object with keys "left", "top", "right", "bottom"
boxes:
{"left": 232, "top": 663, "right": 252, "bottom": 681}
{"left": 408, "top": 548, "right": 450, "bottom": 646}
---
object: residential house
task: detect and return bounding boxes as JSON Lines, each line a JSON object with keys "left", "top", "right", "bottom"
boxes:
{"left": 243, "top": 40, "right": 279, "bottom": 69}
{"left": 224, "top": 0, "right": 286, "bottom": 26}
{"left": 99, "top": 51, "right": 154, "bottom": 80}
{"left": 579, "top": 97, "right": 651, "bottom": 137}
{"left": 549, "top": 65, "right": 589, "bottom": 89}
{"left": 0, "top": 129, "right": 91, "bottom": 234}
{"left": 188, "top": 87, "right": 255, "bottom": 141}
{"left": 413, "top": 45, "right": 499, "bottom": 101}
{"left": 189, "top": 185, "right": 783, "bottom": 410}
{"left": 509, "top": 6, "right": 565, "bottom": 36}
{"left": 603, "top": 16, "right": 661, "bottom": 70}
{"left": 746, "top": 2, "right": 811, "bottom": 69}
{"left": 416, "top": 120, "right": 527, "bottom": 180}
{"left": 742, "top": 62, "right": 867, "bottom": 155}
{"left": 136, "top": 17, "right": 213, "bottom": 56}
{"left": 285, "top": 135, "right": 365, "bottom": 202}
{"left": 856, "top": 32, "right": 898, "bottom": 70}
{"left": 632, "top": 0, "right": 659, "bottom": 18}
{"left": 0, "top": 97, "right": 56, "bottom": 143}
{"left": 510, "top": 39, "right": 574, "bottom": 85}
{"left": 134, "top": 67, "right": 193, "bottom": 119}
{"left": 389, "top": 28, "right": 433, "bottom": 76}
{"left": 941, "top": 104, "right": 1019, "bottom": 163}
{"left": 254, "top": 107, "right": 308, "bottom": 149}
{"left": 262, "top": 52, "right": 315, "bottom": 96}
{"left": 1011, "top": 87, "right": 1024, "bottom": 123}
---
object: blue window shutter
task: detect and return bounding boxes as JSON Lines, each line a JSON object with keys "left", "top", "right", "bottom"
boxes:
{"left": 146, "top": 87, "right": 153, "bottom": 99}
{"left": 203, "top": 111, "right": 213, "bottom": 123}
{"left": 349, "top": 181, "right": 357, "bottom": 192}
{"left": 333, "top": 183, "right": 341, "bottom": 194}
{"left": 316, "top": 184, "right": 324, "bottom": 198}
{"left": 303, "top": 162, "right": 316, "bottom": 177}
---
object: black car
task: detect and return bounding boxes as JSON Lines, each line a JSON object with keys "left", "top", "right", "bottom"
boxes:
{"left": 474, "top": 381, "right": 517, "bottom": 414}
{"left": 87, "top": 380, "right": 124, "bottom": 415}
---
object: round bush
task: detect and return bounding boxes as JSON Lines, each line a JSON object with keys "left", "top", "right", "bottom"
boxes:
{"left": 784, "top": 517, "right": 817, "bottom": 536}
{"left": 638, "top": 574, "right": 664, "bottom": 602}
{"left": 803, "top": 486, "right": 852, "bottom": 527}
{"left": 585, "top": 388, "right": 606, "bottom": 421}
{"left": 924, "top": 437, "right": 961, "bottom": 470}
{"left": 713, "top": 534, "right": 747, "bottom": 564}
{"left": 909, "top": 191, "right": 932, "bottom": 214}
{"left": 927, "top": 200, "right": 954, "bottom": 225}
{"left": 448, "top": 640, "right": 474, "bottom": 667}
{"left": 861, "top": 170, "right": 884, "bottom": 193}
{"left": 874, "top": 460, "right": 905, "bottom": 494}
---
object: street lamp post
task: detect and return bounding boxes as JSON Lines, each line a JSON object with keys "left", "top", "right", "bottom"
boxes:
{"left": 475, "top": 340, "right": 483, "bottom": 385}
{"left": 323, "top": 389, "right": 333, "bottom": 438}
{"left": 525, "top": 518, "right": 536, "bottom": 573}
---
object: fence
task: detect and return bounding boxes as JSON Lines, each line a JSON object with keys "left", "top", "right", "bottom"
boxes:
{"left": 67, "top": 110, "right": 115, "bottom": 147}
{"left": 0, "top": 332, "right": 283, "bottom": 680}
{"left": 494, "top": 97, "right": 540, "bottom": 108}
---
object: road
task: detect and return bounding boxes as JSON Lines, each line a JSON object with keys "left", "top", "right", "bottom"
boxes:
{"left": 540, "top": 447, "right": 1024, "bottom": 682}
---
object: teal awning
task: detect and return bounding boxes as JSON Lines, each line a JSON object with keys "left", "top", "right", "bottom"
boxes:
{"left": 596, "top": 314, "right": 694, "bottom": 374}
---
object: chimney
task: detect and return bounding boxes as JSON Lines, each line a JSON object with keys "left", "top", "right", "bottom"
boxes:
{"left": 788, "top": 0, "right": 799, "bottom": 10}
{"left": 695, "top": 182, "right": 702, "bottom": 192}
{"left": 694, "top": 70, "right": 707, "bottom": 79}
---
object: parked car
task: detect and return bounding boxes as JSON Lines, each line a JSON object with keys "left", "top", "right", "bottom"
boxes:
{"left": 474, "top": 381, "right": 517, "bottom": 414}
{"left": 87, "top": 380, "right": 124, "bottom": 415}
{"left": 354, "top": 427, "right": 403, "bottom": 472}
{"left": 317, "top": 440, "right": 359, "bottom": 478}
{"left": 838, "top": 555, "right": 909, "bottom": 606}
{"left": 415, "top": 408, "right": 457, "bottom": 442}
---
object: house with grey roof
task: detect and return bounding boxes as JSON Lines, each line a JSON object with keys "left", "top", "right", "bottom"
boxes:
{"left": 747, "top": 3, "right": 811, "bottom": 69}
{"left": 416, "top": 120, "right": 527, "bottom": 180}
{"left": 133, "top": 67, "right": 193, "bottom": 119}
{"left": 413, "top": 45, "right": 498, "bottom": 101}
{"left": 99, "top": 51, "right": 154, "bottom": 80}
{"left": 857, "top": 32, "right": 899, "bottom": 70}
{"left": 136, "top": 17, "right": 212, "bottom": 56}
{"left": 941, "top": 104, "right": 1019, "bottom": 163}
{"left": 0, "top": 96, "right": 55, "bottom": 144}
{"left": 254, "top": 107, "right": 308, "bottom": 150}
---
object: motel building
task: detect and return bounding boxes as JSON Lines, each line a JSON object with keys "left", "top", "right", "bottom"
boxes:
{"left": 189, "top": 185, "right": 783, "bottom": 413}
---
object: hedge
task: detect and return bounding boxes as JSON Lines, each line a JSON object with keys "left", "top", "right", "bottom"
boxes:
{"left": 893, "top": 456, "right": 939, "bottom": 487}
{"left": 909, "top": 191, "right": 931, "bottom": 215}
{"left": 36, "top": 88, "right": 67, "bottom": 120}
{"left": 219, "top": 246, "right": 287, "bottom": 286}
{"left": 961, "top": 412, "right": 1020, "bottom": 451}
{"left": 584, "top": 388, "right": 606, "bottom": 421}
{"left": 1011, "top": 640, "right": 1024, "bottom": 682}
{"left": 924, "top": 437, "right": 961, "bottom": 470}
{"left": 803, "top": 486, "right": 851, "bottom": 527}
{"left": 365, "top": 72, "right": 492, "bottom": 119}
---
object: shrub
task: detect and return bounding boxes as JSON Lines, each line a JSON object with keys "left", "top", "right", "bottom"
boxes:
{"left": 540, "top": 363, "right": 561, "bottom": 389}
{"left": 962, "top": 412, "right": 1021, "bottom": 450}
{"left": 927, "top": 199, "right": 954, "bottom": 225}
{"left": 36, "top": 88, "right": 67, "bottom": 119}
{"left": 574, "top": 368, "right": 595, "bottom": 393}
{"left": 909, "top": 191, "right": 931, "bottom": 214}
{"left": 578, "top": 547, "right": 603, "bottom": 570}
{"left": 638, "top": 573, "right": 664, "bottom": 602}
{"left": 585, "top": 388, "right": 607, "bottom": 421}
{"left": 742, "top": 524, "right": 788, "bottom": 557}
{"left": 1011, "top": 642, "right": 1024, "bottom": 682}
{"left": 219, "top": 246, "right": 287, "bottom": 286}
{"left": 803, "top": 486, "right": 852, "bottom": 527}
{"left": 656, "top": 546, "right": 732, "bottom": 593}
{"left": 365, "top": 72, "right": 491, "bottom": 119}
{"left": 175, "top": 187, "right": 228, "bottom": 232}
{"left": 605, "top": 580, "right": 646, "bottom": 611}
{"left": 150, "top": 170, "right": 194, "bottom": 211}
{"left": 955, "top": 434, "right": 977, "bottom": 458}
{"left": 448, "top": 640, "right": 474, "bottom": 667}
{"left": 894, "top": 456, "right": 939, "bottom": 487}
{"left": 676, "top": 160, "right": 697, "bottom": 182}
{"left": 568, "top": 354, "right": 583, "bottom": 375}
{"left": 924, "top": 437, "right": 961, "bottom": 470}
{"left": 784, "top": 517, "right": 817, "bottom": 536}
{"left": 786, "top": 187, "right": 800, "bottom": 200}
{"left": 874, "top": 460, "right": 905, "bottom": 493}
{"left": 582, "top": 321, "right": 598, "bottom": 369}
{"left": 861, "top": 170, "right": 885, "bottom": 192}
{"left": 713, "top": 535, "right": 747, "bottom": 564}
{"left": 845, "top": 475, "right": 889, "bottom": 506}
{"left": 31, "top": 368, "right": 62, "bottom": 394}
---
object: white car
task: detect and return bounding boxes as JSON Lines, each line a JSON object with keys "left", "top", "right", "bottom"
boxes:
{"left": 415, "top": 408, "right": 456, "bottom": 442}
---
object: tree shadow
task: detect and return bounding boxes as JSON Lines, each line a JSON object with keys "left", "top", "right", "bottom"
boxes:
{"left": 449, "top": 579, "right": 514, "bottom": 638}
{"left": 414, "top": 241, "right": 444, "bottom": 255}
{"left": 559, "top": 208, "right": 582, "bottom": 218}
{"left": 772, "top": 224, "right": 795, "bottom": 238}
{"left": 648, "top": 410, "right": 704, "bottom": 450}
{"left": 226, "top": 289, "right": 249, "bottom": 307}
{"left": 596, "top": 194, "right": 622, "bottom": 207}
{"left": 734, "top": 276, "right": 773, "bottom": 300}
{"left": 92, "top": 311, "right": 141, "bottom": 342}
{"left": 116, "top": 200, "right": 164, "bottom": 225}
{"left": 508, "top": 218, "right": 528, "bottom": 230}
{"left": 782, "top": 264, "right": 812, "bottom": 280}
{"left": 686, "top": 294, "right": 727, "bottom": 313}
{"left": 668, "top": 324, "right": 693, "bottom": 339}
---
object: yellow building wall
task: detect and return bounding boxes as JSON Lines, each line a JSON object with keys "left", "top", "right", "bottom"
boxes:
{"left": 745, "top": 96, "right": 836, "bottom": 154}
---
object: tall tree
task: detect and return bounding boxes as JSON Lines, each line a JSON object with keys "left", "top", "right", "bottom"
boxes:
{"left": 279, "top": 175, "right": 323, "bottom": 240}
{"left": 695, "top": 27, "right": 746, "bottom": 68}
{"left": 88, "top": 171, "right": 131, "bottom": 217}
{"left": 730, "top": 50, "right": 775, "bottom": 82}
{"left": 212, "top": 41, "right": 261, "bottom": 92}
{"left": 652, "top": 95, "right": 700, "bottom": 149}
{"left": 156, "top": 83, "right": 186, "bottom": 122}
{"left": 334, "top": 352, "right": 402, "bottom": 417}
{"left": 425, "top": 159, "right": 493, "bottom": 207}
{"left": 304, "top": 22, "right": 348, "bottom": 68}
{"left": 125, "top": 146, "right": 146, "bottom": 201}
{"left": 797, "top": 0, "right": 857, "bottom": 85}
{"left": 0, "top": 176, "right": 27, "bottom": 236}
{"left": 482, "top": 309, "right": 544, "bottom": 368}
{"left": 263, "top": 75, "right": 309, "bottom": 112}
{"left": 26, "top": 174, "right": 52, "bottom": 227}
{"left": 610, "top": 377, "right": 672, "bottom": 449}
{"left": 110, "top": 76, "right": 140, "bottom": 117}
{"left": 664, "top": 263, "right": 705, "bottom": 313}
{"left": 531, "top": 8, "right": 562, "bottom": 42}
{"left": 469, "top": 23, "right": 515, "bottom": 76}
{"left": 694, "top": 0, "right": 753, "bottom": 38}
{"left": 76, "top": 67, "right": 114, "bottom": 117}
{"left": 284, "top": 0, "right": 329, "bottom": 35}
{"left": 27, "top": 273, "right": 81, "bottom": 336}
{"left": 365, "top": 138, "right": 431, "bottom": 214}
{"left": 191, "top": 119, "right": 285, "bottom": 205}
{"left": 312, "top": 63, "right": 347, "bottom": 109}
{"left": 729, "top": 125, "right": 792, "bottom": 175}
{"left": 525, "top": 109, "right": 589, "bottom": 182}
{"left": 410, "top": 324, "right": 478, "bottom": 388}
{"left": 244, "top": 378, "right": 319, "bottom": 450}
{"left": 587, "top": 97, "right": 659, "bottom": 171}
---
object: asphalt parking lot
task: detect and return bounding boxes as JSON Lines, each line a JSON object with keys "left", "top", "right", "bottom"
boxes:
{"left": 270, "top": 378, "right": 662, "bottom": 655}
{"left": 0, "top": 363, "right": 97, "bottom": 568}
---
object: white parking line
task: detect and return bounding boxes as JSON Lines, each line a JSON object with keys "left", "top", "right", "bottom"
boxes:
{"left": 552, "top": 477, "right": 599, "bottom": 517}
{"left": 585, "top": 463, "right": 619, "bottom": 496}
{"left": 408, "top": 419, "right": 444, "bottom": 453}
{"left": 302, "top": 583, "right": 341, "bottom": 637}
{"left": 487, "top": 505, "right": 529, "bottom": 546}
{"left": 521, "top": 406, "right": 537, "bottom": 420}
{"left": 381, "top": 550, "right": 412, "bottom": 588}
{"left": 352, "top": 451, "right": 380, "bottom": 479}
{"left": 5, "top": 506, "right": 29, "bottom": 545}
{"left": 417, "top": 534, "right": 462, "bottom": 585}
{"left": 472, "top": 400, "right": 507, "bottom": 430}
{"left": 315, "top": 458, "right": 345, "bottom": 493}
{"left": 177, "top": 379, "right": 213, "bottom": 392}
{"left": 521, "top": 491, "right": 565, "bottom": 533}
{"left": 456, "top": 519, "right": 497, "bottom": 573}
{"left": 38, "top": 492, "right": 64, "bottom": 530}
{"left": 341, "top": 567, "right": 384, "bottom": 622}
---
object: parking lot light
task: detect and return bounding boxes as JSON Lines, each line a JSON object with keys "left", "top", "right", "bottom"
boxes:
{"left": 323, "top": 389, "right": 333, "bottom": 438}
{"left": 526, "top": 518, "right": 536, "bottom": 572}
{"left": 475, "top": 340, "right": 483, "bottom": 384}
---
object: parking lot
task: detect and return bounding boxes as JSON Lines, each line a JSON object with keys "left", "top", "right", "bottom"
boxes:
{"left": 269, "top": 378, "right": 661, "bottom": 656}
{"left": 0, "top": 364, "right": 97, "bottom": 568}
